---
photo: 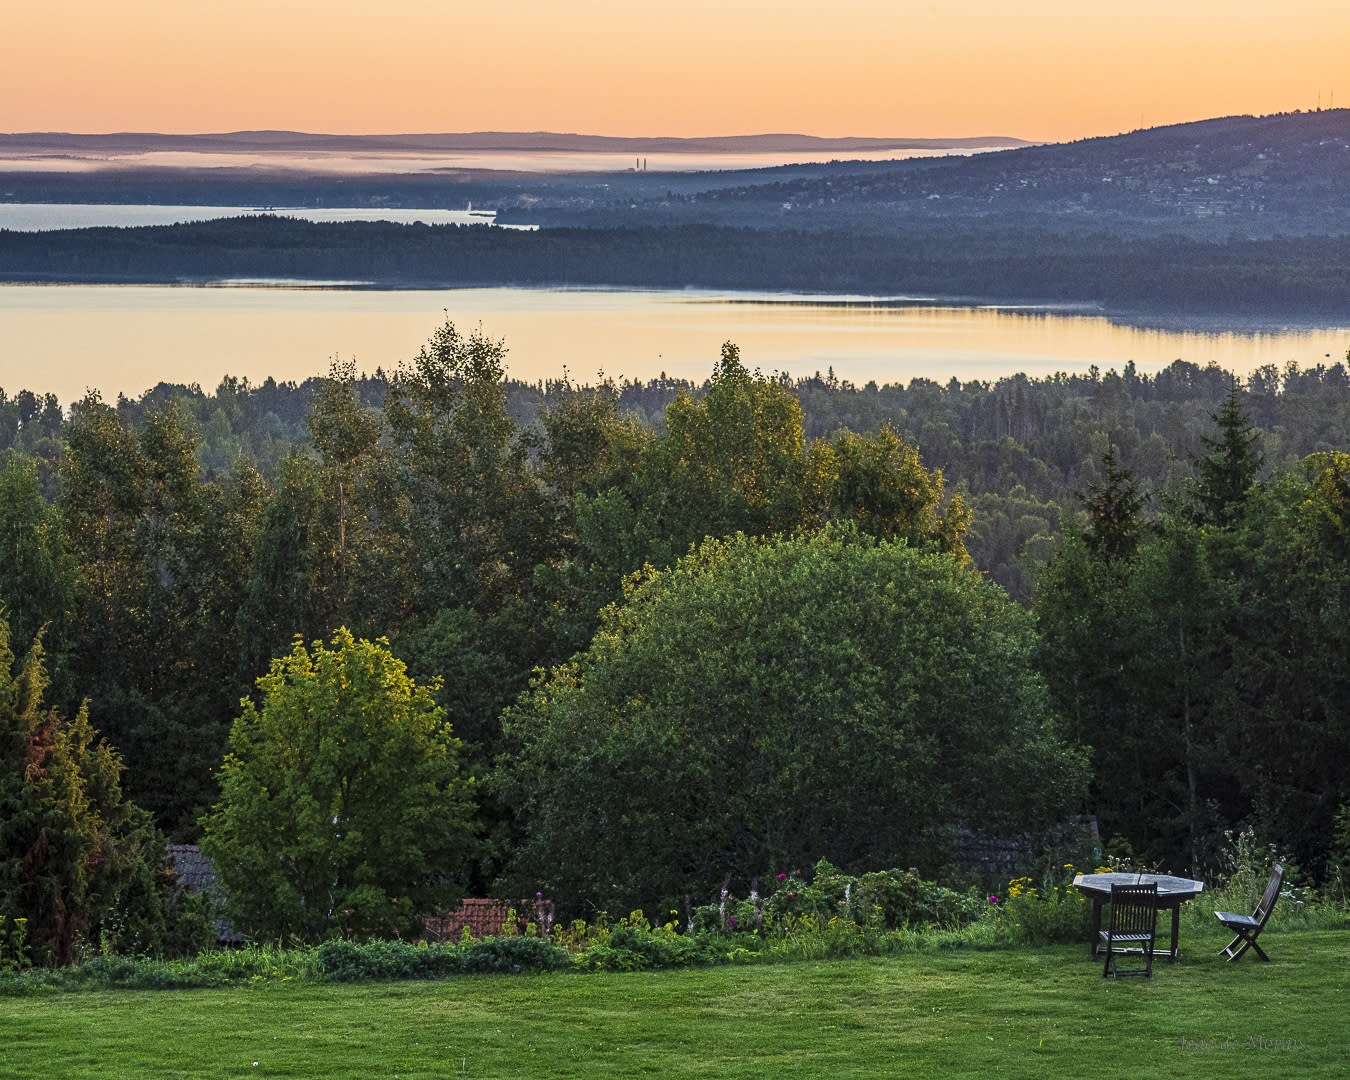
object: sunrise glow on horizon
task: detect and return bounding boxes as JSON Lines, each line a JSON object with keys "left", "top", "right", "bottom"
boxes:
{"left": 6, "top": 1, "right": 1348, "bottom": 144}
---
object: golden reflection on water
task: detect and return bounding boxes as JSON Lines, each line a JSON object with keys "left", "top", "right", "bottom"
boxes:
{"left": 1, "top": 285, "right": 1346, "bottom": 404}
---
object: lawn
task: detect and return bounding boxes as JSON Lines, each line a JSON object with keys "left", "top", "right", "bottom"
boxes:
{"left": 2, "top": 929, "right": 1346, "bottom": 1079}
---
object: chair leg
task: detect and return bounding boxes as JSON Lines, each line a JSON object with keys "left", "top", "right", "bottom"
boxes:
{"left": 1219, "top": 934, "right": 1249, "bottom": 961}
{"left": 1102, "top": 940, "right": 1154, "bottom": 978}
{"left": 1221, "top": 930, "right": 1270, "bottom": 962}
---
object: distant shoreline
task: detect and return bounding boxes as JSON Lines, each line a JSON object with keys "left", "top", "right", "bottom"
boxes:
{"left": 0, "top": 130, "right": 1034, "bottom": 156}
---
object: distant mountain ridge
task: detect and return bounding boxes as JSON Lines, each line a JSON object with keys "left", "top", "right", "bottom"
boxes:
{"left": 0, "top": 131, "right": 1032, "bottom": 155}
{"left": 633, "top": 109, "right": 1350, "bottom": 237}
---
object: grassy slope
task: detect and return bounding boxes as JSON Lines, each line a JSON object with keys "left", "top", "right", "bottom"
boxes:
{"left": 3, "top": 929, "right": 1346, "bottom": 1079}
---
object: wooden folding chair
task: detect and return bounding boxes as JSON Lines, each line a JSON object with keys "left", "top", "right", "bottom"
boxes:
{"left": 1216, "top": 863, "right": 1283, "bottom": 962}
{"left": 1100, "top": 882, "right": 1158, "bottom": 978}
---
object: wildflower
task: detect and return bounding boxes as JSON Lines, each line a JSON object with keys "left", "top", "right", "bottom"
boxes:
{"left": 778, "top": 873, "right": 787, "bottom": 880}
{"left": 989, "top": 895, "right": 999, "bottom": 904}
{"left": 727, "top": 917, "right": 738, "bottom": 928}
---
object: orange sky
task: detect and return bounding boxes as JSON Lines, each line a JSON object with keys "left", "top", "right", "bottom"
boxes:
{"left": 5, "top": 1, "right": 1347, "bottom": 143}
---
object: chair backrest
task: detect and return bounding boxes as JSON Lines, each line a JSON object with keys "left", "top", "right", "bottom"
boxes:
{"left": 1252, "top": 864, "right": 1284, "bottom": 927}
{"left": 1108, "top": 882, "right": 1158, "bottom": 935}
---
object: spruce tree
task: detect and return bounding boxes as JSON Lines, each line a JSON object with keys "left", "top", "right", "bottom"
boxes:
{"left": 1192, "top": 384, "right": 1262, "bottom": 528}
{"left": 0, "top": 619, "right": 143, "bottom": 964}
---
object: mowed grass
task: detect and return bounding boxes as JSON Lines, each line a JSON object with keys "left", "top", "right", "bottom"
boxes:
{"left": 2, "top": 930, "right": 1346, "bottom": 1079}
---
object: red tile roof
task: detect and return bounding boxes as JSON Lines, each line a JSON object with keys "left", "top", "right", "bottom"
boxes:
{"left": 422, "top": 897, "right": 554, "bottom": 941}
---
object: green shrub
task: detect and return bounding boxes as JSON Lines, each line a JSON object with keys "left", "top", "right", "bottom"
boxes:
{"left": 575, "top": 924, "right": 725, "bottom": 971}
{"left": 1, "top": 915, "right": 31, "bottom": 972}
{"left": 762, "top": 913, "right": 869, "bottom": 961}
{"left": 318, "top": 939, "right": 413, "bottom": 981}
{"left": 186, "top": 941, "right": 319, "bottom": 984}
{"left": 459, "top": 935, "right": 570, "bottom": 974}
{"left": 715, "top": 860, "right": 985, "bottom": 938}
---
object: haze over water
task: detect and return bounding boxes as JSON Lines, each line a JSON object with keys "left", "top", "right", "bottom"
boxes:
{"left": 0, "top": 146, "right": 1009, "bottom": 176}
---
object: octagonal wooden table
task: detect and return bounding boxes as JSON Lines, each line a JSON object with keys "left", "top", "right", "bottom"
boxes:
{"left": 1072, "top": 872, "right": 1205, "bottom": 962}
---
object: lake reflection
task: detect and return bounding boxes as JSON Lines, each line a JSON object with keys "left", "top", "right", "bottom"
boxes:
{"left": 1, "top": 284, "right": 1347, "bottom": 405}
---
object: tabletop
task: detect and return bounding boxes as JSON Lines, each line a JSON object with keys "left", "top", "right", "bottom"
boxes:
{"left": 1072, "top": 872, "right": 1205, "bottom": 898}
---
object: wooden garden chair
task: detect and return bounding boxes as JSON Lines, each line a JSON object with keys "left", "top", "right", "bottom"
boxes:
{"left": 1100, "top": 882, "right": 1158, "bottom": 978}
{"left": 1215, "top": 863, "right": 1283, "bottom": 962}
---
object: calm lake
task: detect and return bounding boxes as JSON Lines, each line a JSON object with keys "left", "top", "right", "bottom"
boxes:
{"left": 3, "top": 284, "right": 1348, "bottom": 406}
{"left": 0, "top": 204, "right": 530, "bottom": 231}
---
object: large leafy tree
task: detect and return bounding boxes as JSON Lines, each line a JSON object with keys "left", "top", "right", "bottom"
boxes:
{"left": 380, "top": 323, "right": 556, "bottom": 770}
{"left": 59, "top": 395, "right": 258, "bottom": 835}
{"left": 200, "top": 629, "right": 477, "bottom": 942}
{"left": 0, "top": 454, "right": 76, "bottom": 703}
{"left": 236, "top": 454, "right": 336, "bottom": 677}
{"left": 308, "top": 359, "right": 413, "bottom": 638}
{"left": 826, "top": 423, "right": 969, "bottom": 555}
{"left": 238, "top": 362, "right": 413, "bottom": 670}
{"left": 557, "top": 346, "right": 968, "bottom": 640}
{"left": 385, "top": 320, "right": 551, "bottom": 617}
{"left": 497, "top": 527, "right": 1085, "bottom": 916}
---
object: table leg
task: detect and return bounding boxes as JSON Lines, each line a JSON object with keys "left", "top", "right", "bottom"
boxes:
{"left": 1089, "top": 899, "right": 1103, "bottom": 959}
{"left": 1169, "top": 905, "right": 1181, "bottom": 961}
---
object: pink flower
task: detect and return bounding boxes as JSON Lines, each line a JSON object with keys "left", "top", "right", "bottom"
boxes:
{"left": 989, "top": 895, "right": 999, "bottom": 904}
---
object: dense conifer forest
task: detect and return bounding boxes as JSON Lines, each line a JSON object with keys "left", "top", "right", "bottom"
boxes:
{"left": 3, "top": 329, "right": 1348, "bottom": 916}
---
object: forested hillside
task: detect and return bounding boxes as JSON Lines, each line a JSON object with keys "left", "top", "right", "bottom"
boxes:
{"left": 5, "top": 111, "right": 1349, "bottom": 313}
{"left": 535, "top": 109, "right": 1350, "bottom": 236}
{"left": 5, "top": 218, "right": 1350, "bottom": 314}
{"left": 3, "top": 327, "right": 1349, "bottom": 926}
